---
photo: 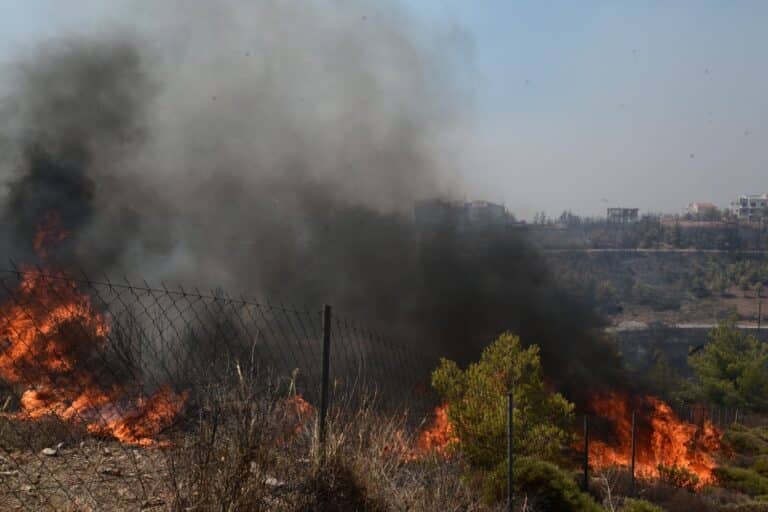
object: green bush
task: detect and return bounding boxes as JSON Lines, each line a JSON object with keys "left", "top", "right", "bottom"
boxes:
{"left": 753, "top": 456, "right": 768, "bottom": 476}
{"left": 621, "top": 498, "right": 664, "bottom": 512}
{"left": 714, "top": 466, "right": 768, "bottom": 496}
{"left": 725, "top": 427, "right": 768, "bottom": 456}
{"left": 720, "top": 504, "right": 768, "bottom": 512}
{"left": 689, "top": 318, "right": 768, "bottom": 411}
{"left": 431, "top": 332, "right": 574, "bottom": 470}
{"left": 483, "top": 456, "right": 601, "bottom": 511}
{"left": 657, "top": 464, "right": 700, "bottom": 491}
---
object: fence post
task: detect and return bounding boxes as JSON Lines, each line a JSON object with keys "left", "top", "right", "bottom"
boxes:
{"left": 507, "top": 391, "right": 514, "bottom": 512}
{"left": 319, "top": 304, "right": 332, "bottom": 459}
{"left": 630, "top": 410, "right": 636, "bottom": 495}
{"left": 583, "top": 414, "right": 590, "bottom": 492}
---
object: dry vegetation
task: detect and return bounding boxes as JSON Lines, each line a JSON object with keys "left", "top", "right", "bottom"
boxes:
{"left": 0, "top": 366, "right": 499, "bottom": 511}
{"left": 5, "top": 368, "right": 768, "bottom": 510}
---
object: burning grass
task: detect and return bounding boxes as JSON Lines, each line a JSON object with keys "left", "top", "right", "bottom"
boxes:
{"left": 0, "top": 216, "right": 756, "bottom": 510}
{"left": 0, "top": 351, "right": 762, "bottom": 511}
{"left": 0, "top": 367, "right": 499, "bottom": 511}
{"left": 162, "top": 369, "right": 493, "bottom": 511}
{"left": 0, "top": 218, "right": 189, "bottom": 447}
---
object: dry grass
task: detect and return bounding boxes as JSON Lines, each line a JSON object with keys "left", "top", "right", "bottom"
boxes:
{"left": 0, "top": 365, "right": 499, "bottom": 511}
{"left": 162, "top": 365, "right": 497, "bottom": 511}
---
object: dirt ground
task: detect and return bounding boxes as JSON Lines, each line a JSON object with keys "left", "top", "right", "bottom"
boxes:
{"left": 0, "top": 436, "right": 172, "bottom": 511}
{"left": 612, "top": 288, "right": 766, "bottom": 327}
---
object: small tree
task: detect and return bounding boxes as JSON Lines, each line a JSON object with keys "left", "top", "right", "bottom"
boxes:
{"left": 689, "top": 317, "right": 768, "bottom": 411}
{"left": 702, "top": 207, "right": 722, "bottom": 222}
{"left": 431, "top": 332, "right": 574, "bottom": 470}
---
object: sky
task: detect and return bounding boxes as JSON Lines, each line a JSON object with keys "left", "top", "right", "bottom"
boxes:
{"left": 1, "top": 1, "right": 767, "bottom": 219}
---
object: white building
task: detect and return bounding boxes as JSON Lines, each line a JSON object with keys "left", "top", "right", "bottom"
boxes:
{"left": 730, "top": 194, "right": 768, "bottom": 221}
{"left": 687, "top": 202, "right": 718, "bottom": 216}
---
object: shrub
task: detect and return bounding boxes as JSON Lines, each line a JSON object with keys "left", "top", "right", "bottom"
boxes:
{"left": 621, "top": 498, "right": 664, "bottom": 512}
{"left": 725, "top": 427, "right": 768, "bottom": 456}
{"left": 431, "top": 332, "right": 574, "bottom": 470}
{"left": 689, "top": 318, "right": 768, "bottom": 411}
{"left": 657, "top": 463, "right": 700, "bottom": 491}
{"left": 714, "top": 466, "right": 768, "bottom": 496}
{"left": 720, "top": 504, "right": 768, "bottom": 512}
{"left": 754, "top": 456, "right": 768, "bottom": 476}
{"left": 483, "top": 456, "right": 601, "bottom": 511}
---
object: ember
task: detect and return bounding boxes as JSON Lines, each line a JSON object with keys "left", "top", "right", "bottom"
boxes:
{"left": 284, "top": 394, "right": 315, "bottom": 434}
{"left": 0, "top": 217, "right": 188, "bottom": 446}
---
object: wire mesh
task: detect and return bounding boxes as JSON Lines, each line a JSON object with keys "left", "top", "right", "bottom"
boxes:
{"left": 0, "top": 267, "right": 441, "bottom": 510}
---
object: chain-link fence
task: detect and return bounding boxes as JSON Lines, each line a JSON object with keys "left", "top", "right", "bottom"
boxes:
{"left": 0, "top": 267, "right": 440, "bottom": 510}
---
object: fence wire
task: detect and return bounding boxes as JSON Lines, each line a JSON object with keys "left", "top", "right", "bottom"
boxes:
{"left": 0, "top": 267, "right": 440, "bottom": 510}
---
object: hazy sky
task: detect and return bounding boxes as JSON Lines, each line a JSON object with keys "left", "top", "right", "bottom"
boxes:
{"left": 2, "top": 1, "right": 767, "bottom": 218}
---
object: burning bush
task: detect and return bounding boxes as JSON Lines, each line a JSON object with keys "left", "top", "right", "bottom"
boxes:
{"left": 587, "top": 392, "right": 721, "bottom": 485}
{"left": 431, "top": 332, "right": 574, "bottom": 469}
{"left": 657, "top": 463, "right": 700, "bottom": 491}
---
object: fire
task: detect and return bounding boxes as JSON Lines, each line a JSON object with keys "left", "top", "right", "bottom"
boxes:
{"left": 411, "top": 403, "right": 457, "bottom": 458}
{"left": 33, "top": 212, "right": 70, "bottom": 260}
{"left": 284, "top": 394, "right": 315, "bottom": 434}
{"left": 0, "top": 216, "right": 187, "bottom": 446}
{"left": 588, "top": 391, "right": 721, "bottom": 486}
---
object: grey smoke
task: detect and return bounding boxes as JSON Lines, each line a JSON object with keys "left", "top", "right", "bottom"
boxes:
{"left": 0, "top": 1, "right": 622, "bottom": 402}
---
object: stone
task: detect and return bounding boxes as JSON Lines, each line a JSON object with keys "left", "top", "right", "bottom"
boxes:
{"left": 41, "top": 447, "right": 57, "bottom": 457}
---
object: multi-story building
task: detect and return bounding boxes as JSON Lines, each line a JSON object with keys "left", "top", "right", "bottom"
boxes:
{"left": 606, "top": 207, "right": 639, "bottom": 224}
{"left": 730, "top": 194, "right": 768, "bottom": 221}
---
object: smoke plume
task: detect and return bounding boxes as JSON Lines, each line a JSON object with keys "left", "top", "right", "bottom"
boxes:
{"left": 0, "top": 1, "right": 623, "bottom": 401}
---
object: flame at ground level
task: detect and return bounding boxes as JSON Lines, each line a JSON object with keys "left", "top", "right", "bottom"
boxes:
{"left": 0, "top": 268, "right": 187, "bottom": 446}
{"left": 587, "top": 392, "right": 721, "bottom": 486}
{"left": 414, "top": 403, "right": 456, "bottom": 457}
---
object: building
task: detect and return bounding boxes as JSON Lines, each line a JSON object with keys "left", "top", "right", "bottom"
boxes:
{"left": 414, "top": 198, "right": 510, "bottom": 229}
{"left": 729, "top": 194, "right": 768, "bottom": 221}
{"left": 466, "top": 200, "right": 508, "bottom": 226}
{"left": 606, "top": 208, "right": 639, "bottom": 224}
{"left": 687, "top": 202, "right": 718, "bottom": 216}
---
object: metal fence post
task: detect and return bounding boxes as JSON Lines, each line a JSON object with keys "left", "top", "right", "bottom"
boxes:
{"left": 507, "top": 391, "right": 514, "bottom": 512}
{"left": 319, "top": 304, "right": 332, "bottom": 458}
{"left": 583, "top": 414, "right": 590, "bottom": 492}
{"left": 630, "top": 410, "right": 636, "bottom": 495}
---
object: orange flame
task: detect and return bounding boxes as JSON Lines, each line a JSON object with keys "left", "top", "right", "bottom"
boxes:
{"left": 33, "top": 212, "right": 70, "bottom": 260}
{"left": 407, "top": 403, "right": 457, "bottom": 460}
{"left": 284, "top": 394, "right": 315, "bottom": 434}
{"left": 588, "top": 391, "right": 721, "bottom": 486}
{"left": 0, "top": 216, "right": 187, "bottom": 446}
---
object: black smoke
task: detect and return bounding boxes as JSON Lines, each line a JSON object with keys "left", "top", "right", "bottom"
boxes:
{"left": 0, "top": 1, "right": 624, "bottom": 403}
